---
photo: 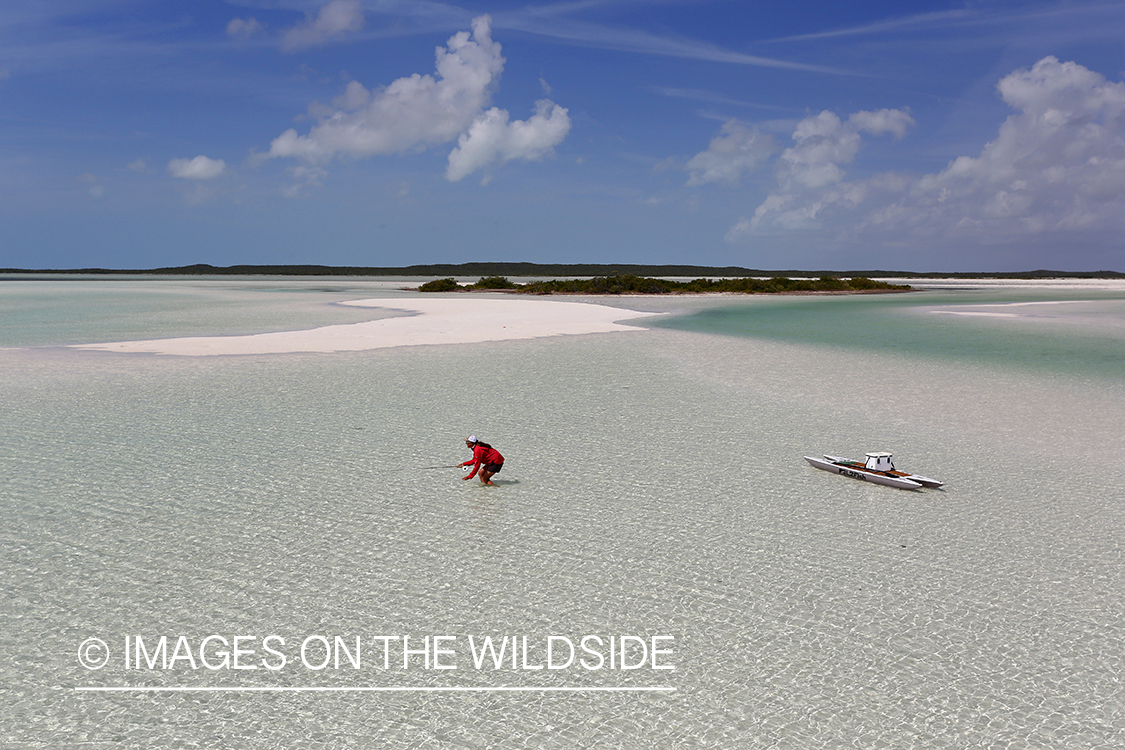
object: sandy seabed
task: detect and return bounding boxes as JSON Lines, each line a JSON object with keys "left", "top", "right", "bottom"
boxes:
{"left": 70, "top": 297, "right": 662, "bottom": 355}
{"left": 4, "top": 286, "right": 1123, "bottom": 749}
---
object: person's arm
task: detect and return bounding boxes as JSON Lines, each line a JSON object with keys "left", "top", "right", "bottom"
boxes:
{"left": 462, "top": 446, "right": 483, "bottom": 479}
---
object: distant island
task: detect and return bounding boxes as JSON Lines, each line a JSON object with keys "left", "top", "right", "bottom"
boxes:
{"left": 416, "top": 275, "right": 912, "bottom": 295}
{"left": 2, "top": 262, "right": 1122, "bottom": 279}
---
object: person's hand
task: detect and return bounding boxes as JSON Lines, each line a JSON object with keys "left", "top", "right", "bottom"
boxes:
{"left": 461, "top": 475, "right": 471, "bottom": 480}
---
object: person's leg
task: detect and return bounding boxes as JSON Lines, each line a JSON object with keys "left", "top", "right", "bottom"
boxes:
{"left": 479, "top": 469, "right": 496, "bottom": 485}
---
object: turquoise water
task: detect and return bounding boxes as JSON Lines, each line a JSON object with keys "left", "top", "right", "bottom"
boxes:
{"left": 0, "top": 276, "right": 420, "bottom": 346}
{"left": 650, "top": 286, "right": 1125, "bottom": 381}
{"left": 2, "top": 279, "right": 1123, "bottom": 748}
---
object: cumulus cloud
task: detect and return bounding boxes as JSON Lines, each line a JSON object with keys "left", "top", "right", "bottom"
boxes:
{"left": 281, "top": 0, "right": 364, "bottom": 51}
{"left": 268, "top": 15, "right": 570, "bottom": 184}
{"left": 446, "top": 100, "right": 571, "bottom": 182}
{"left": 775, "top": 108, "right": 913, "bottom": 193}
{"left": 706, "top": 107, "right": 911, "bottom": 235}
{"left": 167, "top": 155, "right": 226, "bottom": 180}
{"left": 270, "top": 16, "right": 502, "bottom": 162}
{"left": 725, "top": 57, "right": 1125, "bottom": 255}
{"left": 687, "top": 109, "right": 911, "bottom": 195}
{"left": 685, "top": 120, "right": 777, "bottom": 186}
{"left": 898, "top": 57, "right": 1125, "bottom": 237}
{"left": 848, "top": 108, "right": 914, "bottom": 139}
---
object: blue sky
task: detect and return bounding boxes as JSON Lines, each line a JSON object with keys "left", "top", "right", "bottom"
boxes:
{"left": 2, "top": 1, "right": 1124, "bottom": 272}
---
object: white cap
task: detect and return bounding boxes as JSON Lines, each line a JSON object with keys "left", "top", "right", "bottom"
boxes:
{"left": 466, "top": 435, "right": 477, "bottom": 443}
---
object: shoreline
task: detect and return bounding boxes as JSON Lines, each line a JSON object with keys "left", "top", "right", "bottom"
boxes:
{"left": 412, "top": 287, "right": 917, "bottom": 296}
{"left": 12, "top": 277, "right": 1123, "bottom": 357}
{"left": 68, "top": 296, "right": 663, "bottom": 356}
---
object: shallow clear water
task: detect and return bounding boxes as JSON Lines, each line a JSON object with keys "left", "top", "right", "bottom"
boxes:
{"left": 2, "top": 279, "right": 1122, "bottom": 748}
{"left": 649, "top": 283, "right": 1125, "bottom": 381}
{"left": 0, "top": 276, "right": 424, "bottom": 346}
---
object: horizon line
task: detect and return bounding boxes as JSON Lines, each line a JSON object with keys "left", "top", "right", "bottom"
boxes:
{"left": 3, "top": 263, "right": 1123, "bottom": 279}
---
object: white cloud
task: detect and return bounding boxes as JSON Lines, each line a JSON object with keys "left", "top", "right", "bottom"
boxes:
{"left": 268, "top": 15, "right": 570, "bottom": 185}
{"left": 281, "top": 0, "right": 364, "bottom": 51}
{"left": 446, "top": 100, "right": 571, "bottom": 183}
{"left": 726, "top": 57, "right": 1125, "bottom": 256}
{"left": 774, "top": 109, "right": 913, "bottom": 193}
{"left": 691, "top": 106, "right": 909, "bottom": 236}
{"left": 167, "top": 155, "right": 226, "bottom": 180}
{"left": 685, "top": 120, "right": 777, "bottom": 186}
{"left": 904, "top": 56, "right": 1125, "bottom": 231}
{"left": 848, "top": 108, "right": 914, "bottom": 139}
{"left": 126, "top": 159, "right": 147, "bottom": 173}
{"left": 720, "top": 105, "right": 910, "bottom": 235}
{"left": 270, "top": 16, "right": 503, "bottom": 163}
{"left": 751, "top": 58, "right": 1120, "bottom": 250}
{"left": 688, "top": 109, "right": 911, "bottom": 194}
{"left": 227, "top": 17, "right": 265, "bottom": 39}
{"left": 333, "top": 80, "right": 371, "bottom": 111}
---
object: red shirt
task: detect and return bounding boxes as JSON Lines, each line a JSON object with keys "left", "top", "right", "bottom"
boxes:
{"left": 463, "top": 444, "right": 504, "bottom": 478}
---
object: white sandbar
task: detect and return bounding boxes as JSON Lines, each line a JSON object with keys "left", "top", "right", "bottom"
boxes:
{"left": 70, "top": 297, "right": 661, "bottom": 356}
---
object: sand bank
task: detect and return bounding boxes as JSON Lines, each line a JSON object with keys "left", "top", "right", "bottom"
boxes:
{"left": 69, "top": 297, "right": 660, "bottom": 355}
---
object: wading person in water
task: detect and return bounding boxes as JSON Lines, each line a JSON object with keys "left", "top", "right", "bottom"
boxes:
{"left": 459, "top": 436, "right": 504, "bottom": 485}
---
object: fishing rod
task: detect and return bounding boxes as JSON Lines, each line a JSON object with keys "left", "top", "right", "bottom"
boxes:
{"left": 420, "top": 464, "right": 461, "bottom": 470}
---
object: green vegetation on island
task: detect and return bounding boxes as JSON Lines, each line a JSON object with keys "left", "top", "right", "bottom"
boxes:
{"left": 417, "top": 274, "right": 912, "bottom": 294}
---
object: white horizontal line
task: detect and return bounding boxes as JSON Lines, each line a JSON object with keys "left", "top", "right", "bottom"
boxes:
{"left": 76, "top": 686, "right": 675, "bottom": 693}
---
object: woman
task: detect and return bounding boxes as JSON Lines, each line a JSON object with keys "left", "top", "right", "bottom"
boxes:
{"left": 459, "top": 435, "right": 504, "bottom": 486}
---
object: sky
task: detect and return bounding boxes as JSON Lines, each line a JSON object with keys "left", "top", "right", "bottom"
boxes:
{"left": 2, "top": 1, "right": 1124, "bottom": 272}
